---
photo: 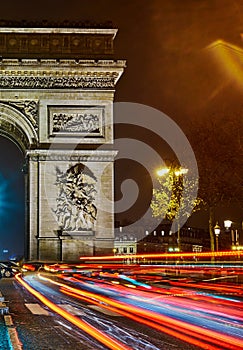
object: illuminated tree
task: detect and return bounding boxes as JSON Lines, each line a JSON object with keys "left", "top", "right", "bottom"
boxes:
{"left": 151, "top": 166, "right": 202, "bottom": 251}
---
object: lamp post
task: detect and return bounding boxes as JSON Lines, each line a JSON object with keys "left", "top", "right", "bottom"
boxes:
{"left": 214, "top": 223, "right": 221, "bottom": 251}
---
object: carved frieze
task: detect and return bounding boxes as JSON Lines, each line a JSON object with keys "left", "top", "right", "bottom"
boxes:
{"left": 29, "top": 154, "right": 117, "bottom": 162}
{"left": 0, "top": 75, "right": 116, "bottom": 89}
{"left": 0, "top": 32, "right": 115, "bottom": 58}
{"left": 52, "top": 113, "right": 99, "bottom": 133}
{"left": 49, "top": 106, "right": 104, "bottom": 138}
{"left": 53, "top": 163, "right": 97, "bottom": 231}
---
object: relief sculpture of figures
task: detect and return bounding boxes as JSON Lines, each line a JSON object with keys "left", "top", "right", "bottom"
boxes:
{"left": 53, "top": 163, "right": 97, "bottom": 231}
{"left": 52, "top": 113, "right": 100, "bottom": 133}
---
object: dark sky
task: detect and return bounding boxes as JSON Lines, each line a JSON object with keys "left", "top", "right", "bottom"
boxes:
{"left": 1, "top": 0, "right": 243, "bottom": 121}
{"left": 1, "top": 0, "right": 242, "bottom": 124}
{"left": 0, "top": 0, "right": 242, "bottom": 254}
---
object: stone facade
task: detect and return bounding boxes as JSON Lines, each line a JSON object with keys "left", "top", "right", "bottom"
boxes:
{"left": 0, "top": 27, "right": 125, "bottom": 261}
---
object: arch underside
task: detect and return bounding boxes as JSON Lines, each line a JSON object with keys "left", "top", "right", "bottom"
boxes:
{"left": 0, "top": 103, "right": 38, "bottom": 152}
{"left": 0, "top": 120, "right": 29, "bottom": 153}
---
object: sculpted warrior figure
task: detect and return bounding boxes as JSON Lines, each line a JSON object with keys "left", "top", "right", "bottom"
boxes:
{"left": 53, "top": 163, "right": 97, "bottom": 231}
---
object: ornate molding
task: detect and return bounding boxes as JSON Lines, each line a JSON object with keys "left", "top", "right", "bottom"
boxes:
{"left": 0, "top": 20, "right": 114, "bottom": 29}
{"left": 0, "top": 59, "right": 126, "bottom": 88}
{"left": 29, "top": 154, "right": 117, "bottom": 162}
{"left": 0, "top": 27, "right": 116, "bottom": 58}
{"left": 27, "top": 150, "right": 118, "bottom": 162}
{"left": 0, "top": 118, "right": 29, "bottom": 148}
{"left": 0, "top": 100, "right": 38, "bottom": 129}
{"left": 0, "top": 74, "right": 117, "bottom": 89}
{"left": 0, "top": 58, "right": 126, "bottom": 67}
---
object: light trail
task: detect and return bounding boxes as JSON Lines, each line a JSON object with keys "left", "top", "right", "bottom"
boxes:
{"left": 79, "top": 250, "right": 243, "bottom": 261}
{"left": 15, "top": 274, "right": 132, "bottom": 350}
{"left": 39, "top": 274, "right": 243, "bottom": 350}
{"left": 59, "top": 284, "right": 242, "bottom": 350}
{"left": 61, "top": 287, "right": 220, "bottom": 350}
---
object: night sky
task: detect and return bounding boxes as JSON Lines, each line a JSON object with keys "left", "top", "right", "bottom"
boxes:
{"left": 0, "top": 0, "right": 242, "bottom": 256}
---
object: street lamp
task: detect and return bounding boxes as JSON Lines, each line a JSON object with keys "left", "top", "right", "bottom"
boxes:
{"left": 224, "top": 219, "right": 232, "bottom": 231}
{"left": 214, "top": 223, "right": 221, "bottom": 251}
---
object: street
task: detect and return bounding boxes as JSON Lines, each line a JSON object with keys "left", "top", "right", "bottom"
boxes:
{"left": 0, "top": 265, "right": 242, "bottom": 350}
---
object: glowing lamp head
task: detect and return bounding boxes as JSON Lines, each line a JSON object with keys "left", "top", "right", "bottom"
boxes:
{"left": 224, "top": 220, "right": 232, "bottom": 230}
{"left": 214, "top": 223, "right": 221, "bottom": 236}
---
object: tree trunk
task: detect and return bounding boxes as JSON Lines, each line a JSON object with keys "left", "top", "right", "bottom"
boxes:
{"left": 177, "top": 222, "right": 181, "bottom": 251}
{"left": 209, "top": 206, "right": 215, "bottom": 252}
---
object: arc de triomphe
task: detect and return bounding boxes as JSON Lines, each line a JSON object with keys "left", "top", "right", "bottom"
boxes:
{"left": 0, "top": 25, "right": 125, "bottom": 261}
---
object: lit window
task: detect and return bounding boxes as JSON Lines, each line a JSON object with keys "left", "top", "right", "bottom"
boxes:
{"left": 161, "top": 231, "right": 165, "bottom": 236}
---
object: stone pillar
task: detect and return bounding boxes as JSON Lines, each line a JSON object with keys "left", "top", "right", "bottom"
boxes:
{"left": 28, "top": 157, "right": 39, "bottom": 260}
{"left": 27, "top": 150, "right": 117, "bottom": 261}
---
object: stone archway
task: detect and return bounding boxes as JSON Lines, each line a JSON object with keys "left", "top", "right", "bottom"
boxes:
{"left": 0, "top": 102, "right": 38, "bottom": 152}
{"left": 0, "top": 25, "right": 125, "bottom": 261}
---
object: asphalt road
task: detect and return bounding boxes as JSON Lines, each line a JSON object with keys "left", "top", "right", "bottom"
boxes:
{"left": 0, "top": 274, "right": 202, "bottom": 350}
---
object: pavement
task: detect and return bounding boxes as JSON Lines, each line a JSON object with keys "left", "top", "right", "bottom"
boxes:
{"left": 0, "top": 279, "right": 21, "bottom": 350}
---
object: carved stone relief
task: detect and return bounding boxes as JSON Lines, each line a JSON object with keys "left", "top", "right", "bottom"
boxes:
{"left": 0, "top": 100, "right": 38, "bottom": 129}
{"left": 0, "top": 75, "right": 116, "bottom": 89}
{"left": 53, "top": 163, "right": 97, "bottom": 231}
{"left": 48, "top": 106, "right": 104, "bottom": 138}
{"left": 52, "top": 113, "right": 99, "bottom": 133}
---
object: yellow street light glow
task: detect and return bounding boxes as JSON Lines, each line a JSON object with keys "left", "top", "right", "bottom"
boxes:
{"left": 214, "top": 223, "right": 221, "bottom": 236}
{"left": 157, "top": 168, "right": 169, "bottom": 176}
{"left": 174, "top": 168, "right": 188, "bottom": 176}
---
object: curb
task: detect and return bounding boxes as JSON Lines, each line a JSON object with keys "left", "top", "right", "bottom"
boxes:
{"left": 4, "top": 315, "right": 23, "bottom": 350}
{"left": 0, "top": 291, "right": 23, "bottom": 350}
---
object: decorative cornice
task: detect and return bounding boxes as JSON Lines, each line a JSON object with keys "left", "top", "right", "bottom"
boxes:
{"left": 0, "top": 58, "right": 126, "bottom": 67}
{"left": 27, "top": 150, "right": 118, "bottom": 162}
{"left": 0, "top": 26, "right": 117, "bottom": 58}
{"left": 0, "top": 75, "right": 117, "bottom": 89}
{"left": 0, "top": 20, "right": 114, "bottom": 29}
{"left": 0, "top": 60, "right": 126, "bottom": 89}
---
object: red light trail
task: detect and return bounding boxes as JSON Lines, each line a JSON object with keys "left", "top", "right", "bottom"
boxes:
{"left": 79, "top": 250, "right": 243, "bottom": 261}
{"left": 15, "top": 274, "right": 132, "bottom": 350}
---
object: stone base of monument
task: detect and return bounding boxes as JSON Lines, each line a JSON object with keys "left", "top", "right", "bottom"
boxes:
{"left": 62, "top": 231, "right": 95, "bottom": 238}
{"left": 60, "top": 232, "right": 95, "bottom": 261}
